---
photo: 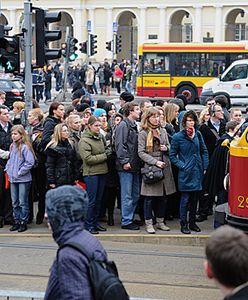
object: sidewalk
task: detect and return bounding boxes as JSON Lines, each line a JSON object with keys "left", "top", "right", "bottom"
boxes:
{"left": 0, "top": 210, "right": 214, "bottom": 246}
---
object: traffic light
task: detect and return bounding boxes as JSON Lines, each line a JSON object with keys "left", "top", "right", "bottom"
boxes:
{"left": 0, "top": 26, "right": 20, "bottom": 73}
{"left": 68, "top": 37, "right": 78, "bottom": 61}
{"left": 79, "top": 41, "right": 88, "bottom": 54}
{"left": 106, "top": 41, "right": 112, "bottom": 52}
{"left": 89, "top": 34, "right": 97, "bottom": 56}
{"left": 115, "top": 35, "right": 122, "bottom": 53}
{"left": 35, "top": 8, "right": 62, "bottom": 67}
{"left": 61, "top": 42, "right": 67, "bottom": 57}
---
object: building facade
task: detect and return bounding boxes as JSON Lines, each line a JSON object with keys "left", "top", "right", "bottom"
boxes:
{"left": 1, "top": 0, "right": 248, "bottom": 63}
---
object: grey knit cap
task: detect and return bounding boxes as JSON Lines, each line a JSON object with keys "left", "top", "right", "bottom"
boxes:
{"left": 45, "top": 185, "right": 88, "bottom": 230}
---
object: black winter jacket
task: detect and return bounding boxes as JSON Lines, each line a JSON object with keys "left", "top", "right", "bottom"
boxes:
{"left": 199, "top": 120, "right": 226, "bottom": 158}
{"left": 41, "top": 116, "right": 61, "bottom": 151}
{"left": 0, "top": 122, "right": 12, "bottom": 167}
{"left": 46, "top": 140, "right": 76, "bottom": 187}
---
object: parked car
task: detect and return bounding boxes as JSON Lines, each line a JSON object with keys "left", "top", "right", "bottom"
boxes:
{"left": 0, "top": 78, "right": 25, "bottom": 109}
{"left": 200, "top": 59, "right": 248, "bottom": 108}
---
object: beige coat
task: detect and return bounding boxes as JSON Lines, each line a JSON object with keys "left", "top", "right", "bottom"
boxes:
{"left": 85, "top": 66, "right": 95, "bottom": 85}
{"left": 138, "top": 128, "right": 176, "bottom": 196}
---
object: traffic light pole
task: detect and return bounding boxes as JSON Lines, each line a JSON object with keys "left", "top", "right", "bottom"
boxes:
{"left": 23, "top": 0, "right": 33, "bottom": 113}
{"left": 63, "top": 27, "right": 70, "bottom": 94}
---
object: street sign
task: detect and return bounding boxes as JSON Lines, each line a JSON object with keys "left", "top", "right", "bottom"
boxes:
{"left": 87, "top": 20, "right": 91, "bottom": 33}
{"left": 113, "top": 22, "right": 118, "bottom": 33}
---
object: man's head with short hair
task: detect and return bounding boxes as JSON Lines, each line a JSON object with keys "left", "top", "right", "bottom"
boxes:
{"left": 0, "top": 104, "right": 10, "bottom": 124}
{"left": 122, "top": 102, "right": 140, "bottom": 119}
{"left": 140, "top": 100, "right": 152, "bottom": 113}
{"left": 206, "top": 97, "right": 216, "bottom": 107}
{"left": 214, "top": 95, "right": 228, "bottom": 108}
{"left": 205, "top": 226, "right": 248, "bottom": 292}
{"left": 225, "top": 120, "right": 239, "bottom": 133}
{"left": 0, "top": 90, "right": 6, "bottom": 104}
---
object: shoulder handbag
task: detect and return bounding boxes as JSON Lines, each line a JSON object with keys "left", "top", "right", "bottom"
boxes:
{"left": 141, "top": 164, "right": 164, "bottom": 184}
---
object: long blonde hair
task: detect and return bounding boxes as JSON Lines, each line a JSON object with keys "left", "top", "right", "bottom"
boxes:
{"left": 164, "top": 103, "right": 179, "bottom": 124}
{"left": 46, "top": 123, "right": 72, "bottom": 149}
{"left": 11, "top": 125, "right": 35, "bottom": 158}
{"left": 140, "top": 107, "right": 160, "bottom": 130}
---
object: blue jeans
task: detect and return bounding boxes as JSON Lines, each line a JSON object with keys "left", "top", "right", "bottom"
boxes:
{"left": 10, "top": 182, "right": 31, "bottom": 223}
{"left": 84, "top": 175, "right": 106, "bottom": 231}
{"left": 144, "top": 196, "right": 165, "bottom": 220}
{"left": 118, "top": 171, "right": 140, "bottom": 225}
{"left": 180, "top": 192, "right": 198, "bottom": 224}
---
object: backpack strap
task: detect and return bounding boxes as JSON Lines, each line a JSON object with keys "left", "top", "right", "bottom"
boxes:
{"left": 58, "top": 241, "right": 93, "bottom": 262}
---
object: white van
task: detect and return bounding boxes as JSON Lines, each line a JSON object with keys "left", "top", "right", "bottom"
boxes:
{"left": 200, "top": 59, "right": 248, "bottom": 107}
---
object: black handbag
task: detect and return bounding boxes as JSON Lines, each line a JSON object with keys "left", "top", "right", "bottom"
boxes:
{"left": 141, "top": 165, "right": 164, "bottom": 184}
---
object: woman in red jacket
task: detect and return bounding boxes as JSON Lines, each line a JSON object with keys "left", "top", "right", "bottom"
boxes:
{"left": 114, "top": 65, "right": 124, "bottom": 95}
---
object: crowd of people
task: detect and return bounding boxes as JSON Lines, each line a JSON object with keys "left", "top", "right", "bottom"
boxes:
{"left": 31, "top": 58, "right": 139, "bottom": 103}
{"left": 1, "top": 82, "right": 248, "bottom": 234}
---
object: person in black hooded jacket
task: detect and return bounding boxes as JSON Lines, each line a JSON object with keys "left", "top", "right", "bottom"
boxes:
{"left": 46, "top": 124, "right": 76, "bottom": 188}
{"left": 40, "top": 102, "right": 64, "bottom": 151}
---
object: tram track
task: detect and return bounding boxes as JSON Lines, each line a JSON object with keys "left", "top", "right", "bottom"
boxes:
{"left": 0, "top": 242, "right": 204, "bottom": 259}
{"left": 0, "top": 271, "right": 217, "bottom": 291}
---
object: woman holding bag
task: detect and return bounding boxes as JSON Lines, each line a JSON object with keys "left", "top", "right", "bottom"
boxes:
{"left": 138, "top": 107, "right": 176, "bottom": 234}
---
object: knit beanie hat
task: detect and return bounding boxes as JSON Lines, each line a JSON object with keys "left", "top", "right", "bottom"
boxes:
{"left": 120, "top": 92, "right": 134, "bottom": 102}
{"left": 76, "top": 103, "right": 90, "bottom": 112}
{"left": 97, "top": 99, "right": 107, "bottom": 108}
{"left": 93, "top": 108, "right": 106, "bottom": 117}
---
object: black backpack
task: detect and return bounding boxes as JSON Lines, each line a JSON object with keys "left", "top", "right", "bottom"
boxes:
{"left": 58, "top": 241, "right": 129, "bottom": 300}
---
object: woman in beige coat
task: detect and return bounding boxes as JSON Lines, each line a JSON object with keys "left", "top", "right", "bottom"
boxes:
{"left": 138, "top": 107, "right": 176, "bottom": 234}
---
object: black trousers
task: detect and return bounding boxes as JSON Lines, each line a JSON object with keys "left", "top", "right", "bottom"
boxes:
{"left": 31, "top": 163, "right": 47, "bottom": 222}
{"left": 0, "top": 166, "right": 13, "bottom": 223}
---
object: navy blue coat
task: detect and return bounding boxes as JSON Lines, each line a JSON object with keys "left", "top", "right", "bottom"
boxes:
{"left": 169, "top": 130, "right": 209, "bottom": 192}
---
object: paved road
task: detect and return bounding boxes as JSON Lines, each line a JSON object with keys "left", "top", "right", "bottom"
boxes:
{"left": 0, "top": 236, "right": 221, "bottom": 300}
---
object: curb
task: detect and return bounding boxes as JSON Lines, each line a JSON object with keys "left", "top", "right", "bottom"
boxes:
{"left": 0, "top": 233, "right": 210, "bottom": 246}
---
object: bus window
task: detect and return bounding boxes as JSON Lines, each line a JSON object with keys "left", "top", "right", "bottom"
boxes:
{"left": 143, "top": 53, "right": 170, "bottom": 74}
{"left": 200, "top": 53, "right": 226, "bottom": 77}
{"left": 175, "top": 53, "right": 200, "bottom": 76}
{"left": 230, "top": 53, "right": 248, "bottom": 63}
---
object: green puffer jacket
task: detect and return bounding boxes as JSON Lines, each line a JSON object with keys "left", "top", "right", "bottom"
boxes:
{"left": 79, "top": 128, "right": 108, "bottom": 176}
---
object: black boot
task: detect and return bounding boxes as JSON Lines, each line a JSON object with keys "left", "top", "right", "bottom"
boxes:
{"left": 180, "top": 221, "right": 191, "bottom": 234}
{"left": 107, "top": 214, "right": 114, "bottom": 226}
{"left": 0, "top": 217, "right": 4, "bottom": 228}
{"left": 18, "top": 222, "right": 27, "bottom": 232}
{"left": 189, "top": 223, "right": 201, "bottom": 232}
{"left": 10, "top": 222, "right": 20, "bottom": 231}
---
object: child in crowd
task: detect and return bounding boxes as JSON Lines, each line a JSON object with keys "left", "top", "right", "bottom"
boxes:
{"left": 5, "top": 125, "right": 35, "bottom": 232}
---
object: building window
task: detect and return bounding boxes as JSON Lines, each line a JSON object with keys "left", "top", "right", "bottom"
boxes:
{"left": 235, "top": 23, "right": 246, "bottom": 41}
{"left": 182, "top": 24, "right": 192, "bottom": 43}
{"left": 148, "top": 34, "right": 158, "bottom": 40}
